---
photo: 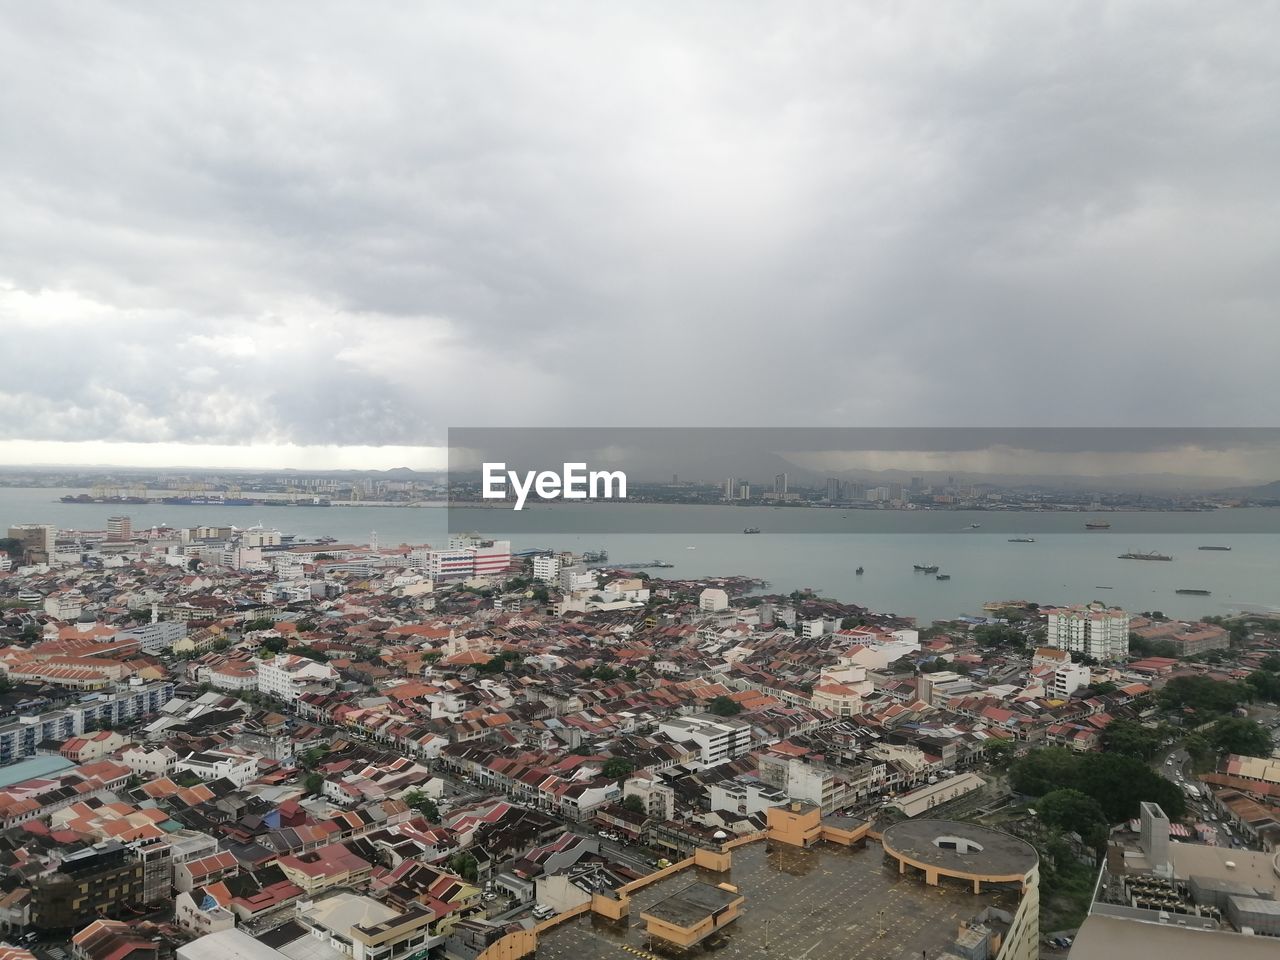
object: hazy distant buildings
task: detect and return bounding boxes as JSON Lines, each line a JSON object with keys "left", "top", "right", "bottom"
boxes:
{"left": 773, "top": 473, "right": 788, "bottom": 496}
{"left": 1045, "top": 603, "right": 1130, "bottom": 661}
{"left": 825, "top": 477, "right": 841, "bottom": 501}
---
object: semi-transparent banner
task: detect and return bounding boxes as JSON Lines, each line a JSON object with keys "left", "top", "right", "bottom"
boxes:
{"left": 442, "top": 427, "right": 1280, "bottom": 536}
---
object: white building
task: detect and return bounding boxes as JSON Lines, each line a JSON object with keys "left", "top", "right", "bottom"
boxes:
{"left": 657, "top": 714, "right": 752, "bottom": 767}
{"left": 1050, "top": 661, "right": 1092, "bottom": 698}
{"left": 709, "top": 777, "right": 787, "bottom": 816}
{"left": 122, "top": 744, "right": 180, "bottom": 778}
{"left": 559, "top": 564, "right": 596, "bottom": 594}
{"left": 532, "top": 554, "right": 561, "bottom": 582}
{"left": 175, "top": 749, "right": 259, "bottom": 787}
{"left": 411, "top": 538, "right": 511, "bottom": 581}
{"left": 810, "top": 664, "right": 874, "bottom": 717}
{"left": 239, "top": 528, "right": 283, "bottom": 548}
{"left": 43, "top": 590, "right": 85, "bottom": 620}
{"left": 698, "top": 588, "right": 729, "bottom": 613}
{"left": 256, "top": 653, "right": 340, "bottom": 702}
{"left": 1045, "top": 603, "right": 1130, "bottom": 661}
{"left": 114, "top": 620, "right": 187, "bottom": 654}
{"left": 623, "top": 773, "right": 676, "bottom": 822}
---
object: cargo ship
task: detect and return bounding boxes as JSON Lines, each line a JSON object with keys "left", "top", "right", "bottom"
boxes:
{"left": 1197, "top": 545, "right": 1231, "bottom": 551}
{"left": 1175, "top": 588, "right": 1211, "bottom": 595}
{"left": 913, "top": 564, "right": 940, "bottom": 573}
{"left": 1008, "top": 537, "right": 1036, "bottom": 543}
{"left": 1118, "top": 551, "right": 1173, "bottom": 561}
{"left": 60, "top": 494, "right": 148, "bottom": 504}
{"left": 1085, "top": 521, "right": 1111, "bottom": 529}
{"left": 743, "top": 527, "right": 761, "bottom": 534}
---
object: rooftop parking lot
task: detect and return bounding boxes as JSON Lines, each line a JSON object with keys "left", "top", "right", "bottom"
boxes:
{"left": 536, "top": 838, "right": 1023, "bottom": 960}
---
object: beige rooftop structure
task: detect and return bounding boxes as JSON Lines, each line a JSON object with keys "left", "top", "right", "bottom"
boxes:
{"left": 1073, "top": 801, "right": 1280, "bottom": 956}
{"left": 1071, "top": 913, "right": 1280, "bottom": 960}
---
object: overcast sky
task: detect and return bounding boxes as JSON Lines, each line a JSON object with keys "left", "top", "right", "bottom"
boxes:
{"left": 1, "top": 3, "right": 1278, "bottom": 471}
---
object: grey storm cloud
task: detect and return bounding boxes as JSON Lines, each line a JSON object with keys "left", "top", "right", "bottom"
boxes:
{"left": 1, "top": 1, "right": 1279, "bottom": 457}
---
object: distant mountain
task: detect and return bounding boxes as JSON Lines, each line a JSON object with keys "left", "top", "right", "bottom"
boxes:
{"left": 1216, "top": 479, "right": 1280, "bottom": 498}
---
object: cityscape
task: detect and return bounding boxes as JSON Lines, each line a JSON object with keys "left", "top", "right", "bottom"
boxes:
{"left": 0, "top": 513, "right": 1277, "bottom": 960}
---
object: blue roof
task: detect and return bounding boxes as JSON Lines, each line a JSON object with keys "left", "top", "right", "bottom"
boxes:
{"left": 0, "top": 754, "right": 76, "bottom": 788}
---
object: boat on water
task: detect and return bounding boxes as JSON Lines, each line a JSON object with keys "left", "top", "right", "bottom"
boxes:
{"left": 1118, "top": 551, "right": 1173, "bottom": 561}
{"left": 1085, "top": 521, "right": 1111, "bottom": 529}
{"left": 1197, "top": 545, "right": 1231, "bottom": 551}
{"left": 855, "top": 566, "right": 864, "bottom": 576}
{"left": 913, "top": 564, "right": 940, "bottom": 574}
{"left": 968, "top": 523, "right": 981, "bottom": 529}
{"left": 743, "top": 527, "right": 761, "bottom": 534}
{"left": 936, "top": 573, "right": 951, "bottom": 581}
{"left": 1008, "top": 537, "right": 1036, "bottom": 543}
{"left": 1094, "top": 585, "right": 1114, "bottom": 589}
{"left": 1176, "top": 588, "right": 1212, "bottom": 596}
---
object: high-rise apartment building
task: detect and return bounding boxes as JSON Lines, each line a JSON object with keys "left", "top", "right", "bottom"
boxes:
{"left": 1044, "top": 603, "right": 1130, "bottom": 661}
{"left": 106, "top": 515, "right": 132, "bottom": 541}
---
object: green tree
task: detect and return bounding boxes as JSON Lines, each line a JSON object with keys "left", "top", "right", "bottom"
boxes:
{"left": 1158, "top": 675, "right": 1246, "bottom": 716}
{"left": 1208, "top": 717, "right": 1273, "bottom": 757}
{"left": 1011, "top": 747, "right": 1186, "bottom": 823}
{"left": 1246, "top": 668, "right": 1280, "bottom": 702}
{"left": 708, "top": 695, "right": 741, "bottom": 717}
{"left": 448, "top": 853, "right": 479, "bottom": 883}
{"left": 1100, "top": 720, "right": 1163, "bottom": 761}
{"left": 243, "top": 617, "right": 275, "bottom": 632}
{"left": 304, "top": 773, "right": 324, "bottom": 795}
{"left": 1036, "top": 788, "right": 1109, "bottom": 851}
{"left": 1184, "top": 732, "right": 1215, "bottom": 773}
{"left": 403, "top": 789, "right": 440, "bottom": 821}
{"left": 1129, "top": 635, "right": 1180, "bottom": 658}
{"left": 298, "top": 745, "right": 330, "bottom": 770}
{"left": 296, "top": 619, "right": 318, "bottom": 632}
{"left": 973, "top": 624, "right": 1028, "bottom": 649}
{"left": 1011, "top": 748, "right": 1081, "bottom": 797}
{"left": 260, "top": 635, "right": 289, "bottom": 654}
{"left": 1074, "top": 752, "right": 1187, "bottom": 823}
{"left": 602, "top": 758, "right": 633, "bottom": 780}
{"left": 622, "top": 795, "right": 646, "bottom": 815}
{"left": 985, "top": 738, "right": 1017, "bottom": 770}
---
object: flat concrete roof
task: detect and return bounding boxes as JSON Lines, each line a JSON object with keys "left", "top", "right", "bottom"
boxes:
{"left": 537, "top": 836, "right": 1024, "bottom": 960}
{"left": 177, "top": 929, "right": 286, "bottom": 960}
{"left": 1071, "top": 913, "right": 1280, "bottom": 960}
{"left": 881, "top": 819, "right": 1038, "bottom": 878}
{"left": 642, "top": 881, "right": 739, "bottom": 927}
{"left": 1171, "top": 845, "right": 1280, "bottom": 897}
